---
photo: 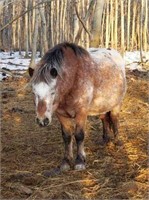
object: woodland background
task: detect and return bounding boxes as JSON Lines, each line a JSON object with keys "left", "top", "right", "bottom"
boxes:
{"left": 0, "top": 0, "right": 148, "bottom": 67}
{"left": 1, "top": 1, "right": 148, "bottom": 199}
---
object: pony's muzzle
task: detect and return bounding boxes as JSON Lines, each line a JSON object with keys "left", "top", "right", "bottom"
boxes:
{"left": 36, "top": 117, "right": 50, "bottom": 127}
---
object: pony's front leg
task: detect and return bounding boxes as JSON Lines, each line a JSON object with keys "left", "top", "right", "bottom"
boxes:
{"left": 57, "top": 114, "right": 73, "bottom": 171}
{"left": 74, "top": 111, "right": 87, "bottom": 170}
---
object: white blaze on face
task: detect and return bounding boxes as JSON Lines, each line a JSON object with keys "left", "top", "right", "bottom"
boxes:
{"left": 32, "top": 80, "right": 57, "bottom": 123}
{"left": 33, "top": 82, "right": 50, "bottom": 99}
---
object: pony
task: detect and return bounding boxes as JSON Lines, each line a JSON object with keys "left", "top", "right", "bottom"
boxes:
{"left": 28, "top": 42, "right": 126, "bottom": 171}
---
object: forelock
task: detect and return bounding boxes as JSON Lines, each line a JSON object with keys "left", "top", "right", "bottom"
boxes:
{"left": 33, "top": 80, "right": 56, "bottom": 99}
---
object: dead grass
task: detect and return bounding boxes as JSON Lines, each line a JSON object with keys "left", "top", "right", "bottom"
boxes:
{"left": 1, "top": 69, "right": 148, "bottom": 199}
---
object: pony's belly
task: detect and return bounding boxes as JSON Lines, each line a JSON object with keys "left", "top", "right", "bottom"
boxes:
{"left": 88, "top": 106, "right": 109, "bottom": 116}
{"left": 88, "top": 96, "right": 119, "bottom": 116}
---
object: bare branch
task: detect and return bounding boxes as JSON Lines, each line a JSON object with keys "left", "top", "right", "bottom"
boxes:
{"left": 74, "top": 0, "right": 95, "bottom": 44}
{"left": 74, "top": 3, "right": 92, "bottom": 39}
{"left": 0, "top": 0, "right": 53, "bottom": 32}
{"left": 75, "top": 4, "right": 92, "bottom": 38}
{"left": 0, "top": 68, "right": 23, "bottom": 77}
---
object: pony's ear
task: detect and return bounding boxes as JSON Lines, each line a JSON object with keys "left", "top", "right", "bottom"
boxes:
{"left": 28, "top": 67, "right": 34, "bottom": 77}
{"left": 50, "top": 68, "right": 58, "bottom": 78}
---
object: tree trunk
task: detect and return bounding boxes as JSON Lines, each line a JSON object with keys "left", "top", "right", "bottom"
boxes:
{"left": 25, "top": 0, "right": 29, "bottom": 57}
{"left": 121, "top": 0, "right": 124, "bottom": 55}
{"left": 140, "top": 0, "right": 144, "bottom": 63}
{"left": 144, "top": 0, "right": 148, "bottom": 51}
{"left": 39, "top": 0, "right": 48, "bottom": 54}
{"left": 110, "top": 0, "right": 114, "bottom": 47}
{"left": 90, "top": 0, "right": 105, "bottom": 47}
{"left": 114, "top": 0, "right": 118, "bottom": 49}
{"left": 131, "top": 1, "right": 137, "bottom": 50}
{"left": 105, "top": 0, "right": 109, "bottom": 48}
{"left": 29, "top": 3, "right": 39, "bottom": 69}
{"left": 127, "top": 0, "right": 130, "bottom": 50}
{"left": 12, "top": 2, "right": 16, "bottom": 50}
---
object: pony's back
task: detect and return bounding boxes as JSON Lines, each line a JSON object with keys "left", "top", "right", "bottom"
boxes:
{"left": 89, "top": 48, "right": 125, "bottom": 76}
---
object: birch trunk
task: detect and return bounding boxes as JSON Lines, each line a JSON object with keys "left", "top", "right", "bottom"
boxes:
{"left": 144, "top": 0, "right": 148, "bottom": 51}
{"left": 131, "top": 1, "right": 137, "bottom": 50}
{"left": 50, "top": 0, "right": 54, "bottom": 47}
{"left": 39, "top": 1, "right": 48, "bottom": 54}
{"left": 29, "top": 3, "right": 39, "bottom": 69}
{"left": 25, "top": 0, "right": 29, "bottom": 57}
{"left": 90, "top": 0, "right": 105, "bottom": 47}
{"left": 140, "top": 0, "right": 144, "bottom": 62}
{"left": 114, "top": 0, "right": 118, "bottom": 49}
{"left": 127, "top": 0, "right": 130, "bottom": 50}
{"left": 12, "top": 2, "right": 16, "bottom": 49}
{"left": 121, "top": 0, "right": 124, "bottom": 55}
{"left": 110, "top": 0, "right": 114, "bottom": 47}
{"left": 105, "top": 0, "right": 109, "bottom": 48}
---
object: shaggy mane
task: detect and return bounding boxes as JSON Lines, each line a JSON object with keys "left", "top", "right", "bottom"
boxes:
{"left": 31, "top": 42, "right": 89, "bottom": 84}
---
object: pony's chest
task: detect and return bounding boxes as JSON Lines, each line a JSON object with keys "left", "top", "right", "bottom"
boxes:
{"left": 56, "top": 106, "right": 76, "bottom": 118}
{"left": 56, "top": 96, "right": 76, "bottom": 118}
{"left": 56, "top": 91, "right": 88, "bottom": 118}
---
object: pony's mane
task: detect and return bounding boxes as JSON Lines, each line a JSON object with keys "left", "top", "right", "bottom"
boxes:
{"left": 31, "top": 42, "right": 89, "bottom": 84}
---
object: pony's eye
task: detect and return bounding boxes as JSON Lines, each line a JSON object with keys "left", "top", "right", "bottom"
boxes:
{"left": 51, "top": 92, "right": 55, "bottom": 95}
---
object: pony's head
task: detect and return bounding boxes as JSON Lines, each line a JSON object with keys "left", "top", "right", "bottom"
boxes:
{"left": 29, "top": 45, "right": 63, "bottom": 126}
{"left": 31, "top": 67, "right": 58, "bottom": 126}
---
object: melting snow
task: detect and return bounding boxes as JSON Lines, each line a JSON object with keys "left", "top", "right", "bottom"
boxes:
{"left": 0, "top": 49, "right": 148, "bottom": 81}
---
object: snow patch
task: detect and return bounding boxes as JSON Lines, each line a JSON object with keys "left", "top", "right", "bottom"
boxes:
{"left": 0, "top": 50, "right": 148, "bottom": 81}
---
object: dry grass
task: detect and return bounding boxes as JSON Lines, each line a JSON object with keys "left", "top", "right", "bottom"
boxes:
{"left": 1, "top": 69, "right": 148, "bottom": 199}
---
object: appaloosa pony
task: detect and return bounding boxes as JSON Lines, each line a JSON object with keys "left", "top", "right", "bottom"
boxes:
{"left": 29, "top": 42, "right": 126, "bottom": 171}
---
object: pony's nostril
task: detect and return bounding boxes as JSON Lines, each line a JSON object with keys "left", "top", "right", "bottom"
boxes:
{"left": 43, "top": 118, "right": 49, "bottom": 126}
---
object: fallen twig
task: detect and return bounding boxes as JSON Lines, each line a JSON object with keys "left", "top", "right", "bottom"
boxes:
{"left": 7, "top": 61, "right": 28, "bottom": 67}
{"left": 126, "top": 60, "right": 149, "bottom": 66}
{"left": 0, "top": 68, "right": 24, "bottom": 77}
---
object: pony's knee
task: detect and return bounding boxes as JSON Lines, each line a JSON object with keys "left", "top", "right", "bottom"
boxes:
{"left": 62, "top": 129, "right": 72, "bottom": 144}
{"left": 75, "top": 129, "right": 84, "bottom": 143}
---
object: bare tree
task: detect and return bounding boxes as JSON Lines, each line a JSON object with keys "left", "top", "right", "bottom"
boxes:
{"left": 114, "top": 0, "right": 118, "bottom": 49}
{"left": 29, "top": 3, "right": 39, "bottom": 69}
{"left": 0, "top": 0, "right": 148, "bottom": 58}
{"left": 105, "top": 0, "right": 109, "bottom": 48}
{"left": 121, "top": 0, "right": 124, "bottom": 55}
{"left": 144, "top": 0, "right": 148, "bottom": 52}
{"left": 127, "top": 0, "right": 130, "bottom": 50}
{"left": 131, "top": 1, "right": 137, "bottom": 50}
{"left": 90, "top": 0, "right": 105, "bottom": 47}
{"left": 140, "top": 0, "right": 144, "bottom": 63}
{"left": 38, "top": 0, "right": 48, "bottom": 55}
{"left": 25, "top": 0, "right": 29, "bottom": 57}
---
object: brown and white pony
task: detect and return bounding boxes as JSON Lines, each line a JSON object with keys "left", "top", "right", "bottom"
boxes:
{"left": 29, "top": 42, "right": 126, "bottom": 171}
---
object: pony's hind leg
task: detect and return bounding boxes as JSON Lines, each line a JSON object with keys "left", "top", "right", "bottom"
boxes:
{"left": 100, "top": 112, "right": 112, "bottom": 144}
{"left": 110, "top": 105, "right": 120, "bottom": 137}
{"left": 57, "top": 114, "right": 73, "bottom": 171}
{"left": 110, "top": 104, "right": 123, "bottom": 145}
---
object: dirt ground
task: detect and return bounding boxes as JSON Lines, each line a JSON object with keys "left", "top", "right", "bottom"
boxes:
{"left": 1, "top": 69, "right": 148, "bottom": 200}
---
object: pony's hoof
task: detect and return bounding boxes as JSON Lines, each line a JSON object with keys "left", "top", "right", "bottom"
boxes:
{"left": 74, "top": 163, "right": 86, "bottom": 171}
{"left": 114, "top": 138, "right": 123, "bottom": 146}
{"left": 60, "top": 162, "right": 71, "bottom": 172}
{"left": 99, "top": 136, "right": 111, "bottom": 146}
{"left": 42, "top": 168, "right": 61, "bottom": 177}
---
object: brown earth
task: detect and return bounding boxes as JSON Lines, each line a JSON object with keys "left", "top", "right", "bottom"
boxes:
{"left": 1, "top": 69, "right": 148, "bottom": 199}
